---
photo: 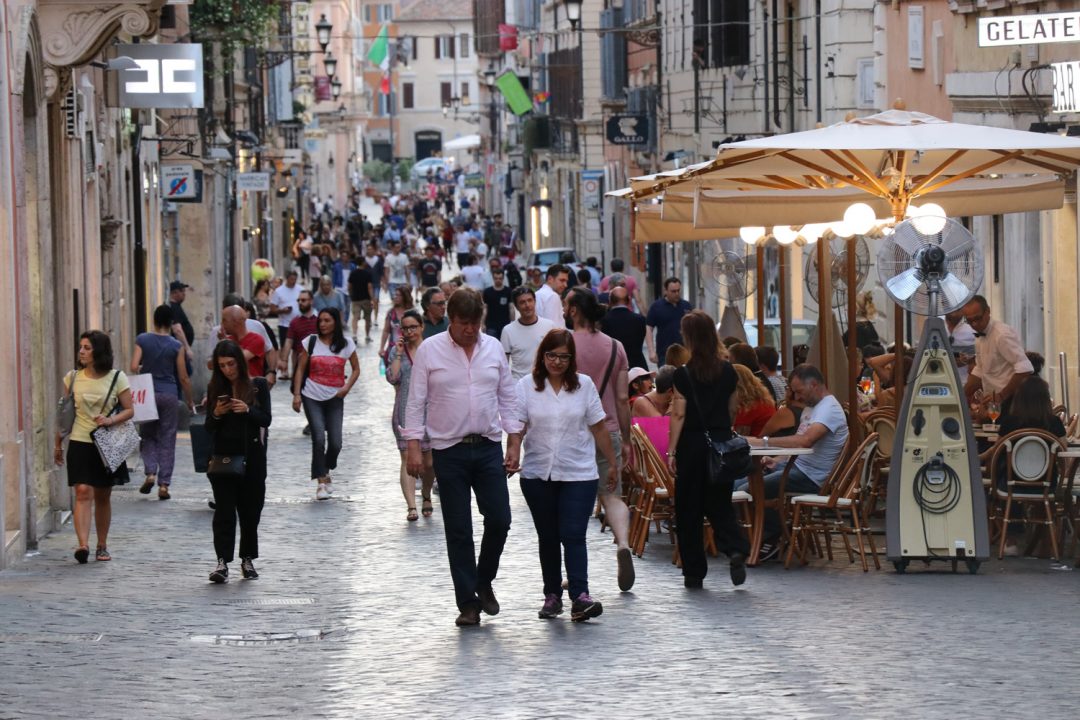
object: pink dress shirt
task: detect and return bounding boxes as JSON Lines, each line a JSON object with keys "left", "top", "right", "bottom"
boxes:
{"left": 403, "top": 331, "right": 523, "bottom": 449}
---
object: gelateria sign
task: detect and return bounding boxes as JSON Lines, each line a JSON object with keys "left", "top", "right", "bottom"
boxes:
{"left": 979, "top": 12, "right": 1080, "bottom": 47}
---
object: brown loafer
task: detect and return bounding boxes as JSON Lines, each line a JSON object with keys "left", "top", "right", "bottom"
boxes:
{"left": 455, "top": 606, "right": 481, "bottom": 627}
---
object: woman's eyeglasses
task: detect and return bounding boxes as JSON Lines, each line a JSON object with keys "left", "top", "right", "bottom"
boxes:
{"left": 401, "top": 324, "right": 421, "bottom": 332}
{"left": 544, "top": 352, "right": 573, "bottom": 363}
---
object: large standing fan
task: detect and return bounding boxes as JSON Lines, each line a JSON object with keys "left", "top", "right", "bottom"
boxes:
{"left": 703, "top": 245, "right": 755, "bottom": 341}
{"left": 877, "top": 216, "right": 988, "bottom": 574}
{"left": 804, "top": 235, "right": 871, "bottom": 332}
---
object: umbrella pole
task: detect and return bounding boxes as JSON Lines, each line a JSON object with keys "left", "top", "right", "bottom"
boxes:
{"left": 847, "top": 236, "right": 860, "bottom": 440}
{"left": 780, "top": 244, "right": 791, "bottom": 373}
{"left": 756, "top": 245, "right": 766, "bottom": 345}
{"left": 818, "top": 236, "right": 830, "bottom": 380}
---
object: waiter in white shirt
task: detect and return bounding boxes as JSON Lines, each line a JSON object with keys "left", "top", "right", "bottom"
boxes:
{"left": 961, "top": 295, "right": 1033, "bottom": 404}
{"left": 534, "top": 264, "right": 570, "bottom": 326}
{"left": 404, "top": 287, "right": 523, "bottom": 627}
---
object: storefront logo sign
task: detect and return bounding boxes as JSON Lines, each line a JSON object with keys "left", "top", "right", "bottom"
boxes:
{"left": 117, "top": 44, "right": 204, "bottom": 108}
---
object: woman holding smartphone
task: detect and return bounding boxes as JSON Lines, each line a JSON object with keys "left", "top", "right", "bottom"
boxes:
{"left": 205, "top": 340, "right": 272, "bottom": 583}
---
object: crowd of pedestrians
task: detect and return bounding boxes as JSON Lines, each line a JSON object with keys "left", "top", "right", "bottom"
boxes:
{"left": 60, "top": 184, "right": 865, "bottom": 623}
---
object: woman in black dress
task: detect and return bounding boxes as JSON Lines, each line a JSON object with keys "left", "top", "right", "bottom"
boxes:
{"left": 205, "top": 340, "right": 272, "bottom": 583}
{"left": 667, "top": 310, "right": 750, "bottom": 588}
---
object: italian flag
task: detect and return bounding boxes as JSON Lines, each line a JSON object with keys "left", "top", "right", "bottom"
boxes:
{"left": 367, "top": 25, "right": 389, "bottom": 71}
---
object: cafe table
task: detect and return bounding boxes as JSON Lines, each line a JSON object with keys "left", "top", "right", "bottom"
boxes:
{"left": 746, "top": 447, "right": 815, "bottom": 565}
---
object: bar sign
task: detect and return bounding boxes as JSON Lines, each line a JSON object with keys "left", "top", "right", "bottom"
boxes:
{"left": 1051, "top": 61, "right": 1080, "bottom": 113}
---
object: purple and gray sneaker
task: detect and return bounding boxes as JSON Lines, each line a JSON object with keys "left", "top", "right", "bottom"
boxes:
{"left": 538, "top": 594, "right": 563, "bottom": 619}
{"left": 570, "top": 593, "right": 603, "bottom": 622}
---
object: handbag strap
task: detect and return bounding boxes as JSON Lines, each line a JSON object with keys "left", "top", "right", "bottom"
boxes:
{"left": 63, "top": 369, "right": 78, "bottom": 398}
{"left": 682, "top": 365, "right": 721, "bottom": 448}
{"left": 597, "top": 337, "right": 618, "bottom": 399}
{"left": 99, "top": 370, "right": 122, "bottom": 417}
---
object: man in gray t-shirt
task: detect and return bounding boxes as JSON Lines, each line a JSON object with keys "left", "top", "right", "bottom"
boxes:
{"left": 738, "top": 364, "right": 850, "bottom": 557}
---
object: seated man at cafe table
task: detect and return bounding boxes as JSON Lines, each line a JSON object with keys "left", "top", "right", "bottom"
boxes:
{"left": 961, "top": 294, "right": 1033, "bottom": 409}
{"left": 737, "top": 364, "right": 850, "bottom": 561}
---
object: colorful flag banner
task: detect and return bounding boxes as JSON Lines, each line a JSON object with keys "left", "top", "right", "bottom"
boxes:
{"left": 367, "top": 24, "right": 389, "bottom": 70}
{"left": 499, "top": 24, "right": 519, "bottom": 51}
{"left": 495, "top": 71, "right": 532, "bottom": 116}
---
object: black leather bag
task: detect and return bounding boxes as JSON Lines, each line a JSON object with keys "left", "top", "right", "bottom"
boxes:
{"left": 207, "top": 454, "right": 246, "bottom": 480}
{"left": 684, "top": 368, "right": 753, "bottom": 485}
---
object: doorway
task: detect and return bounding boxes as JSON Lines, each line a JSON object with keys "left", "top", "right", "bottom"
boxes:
{"left": 414, "top": 131, "right": 442, "bottom": 161}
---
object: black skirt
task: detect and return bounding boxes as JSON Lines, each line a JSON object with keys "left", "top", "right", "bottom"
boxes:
{"left": 66, "top": 440, "right": 130, "bottom": 488}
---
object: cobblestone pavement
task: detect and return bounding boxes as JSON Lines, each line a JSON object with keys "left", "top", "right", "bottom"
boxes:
{"left": 2, "top": 311, "right": 1079, "bottom": 719}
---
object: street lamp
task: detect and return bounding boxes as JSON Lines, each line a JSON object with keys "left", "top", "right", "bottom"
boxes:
{"left": 484, "top": 63, "right": 497, "bottom": 88}
{"left": 323, "top": 51, "right": 337, "bottom": 78}
{"left": 331, "top": 76, "right": 342, "bottom": 99}
{"left": 563, "top": 0, "right": 583, "bottom": 31}
{"left": 315, "top": 14, "right": 333, "bottom": 52}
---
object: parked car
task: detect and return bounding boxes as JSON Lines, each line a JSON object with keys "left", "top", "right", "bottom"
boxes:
{"left": 526, "top": 246, "right": 581, "bottom": 273}
{"left": 717, "top": 319, "right": 818, "bottom": 369}
{"left": 410, "top": 157, "right": 451, "bottom": 182}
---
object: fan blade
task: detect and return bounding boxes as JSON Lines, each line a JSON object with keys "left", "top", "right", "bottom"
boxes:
{"left": 892, "top": 226, "right": 927, "bottom": 257}
{"left": 944, "top": 235, "right": 975, "bottom": 262}
{"left": 940, "top": 273, "right": 972, "bottom": 309}
{"left": 886, "top": 268, "right": 923, "bottom": 302}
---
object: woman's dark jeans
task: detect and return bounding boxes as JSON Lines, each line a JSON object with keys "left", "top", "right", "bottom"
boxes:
{"left": 520, "top": 477, "right": 599, "bottom": 599}
{"left": 301, "top": 396, "right": 344, "bottom": 479}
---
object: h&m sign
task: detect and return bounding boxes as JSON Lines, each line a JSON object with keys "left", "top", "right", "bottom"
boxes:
{"left": 117, "top": 44, "right": 204, "bottom": 109}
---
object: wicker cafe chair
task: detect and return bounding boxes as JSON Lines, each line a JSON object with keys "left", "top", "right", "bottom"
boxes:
{"left": 860, "top": 410, "right": 896, "bottom": 520}
{"left": 987, "top": 428, "right": 1066, "bottom": 560}
{"left": 785, "top": 433, "right": 881, "bottom": 571}
{"left": 626, "top": 425, "right": 675, "bottom": 558}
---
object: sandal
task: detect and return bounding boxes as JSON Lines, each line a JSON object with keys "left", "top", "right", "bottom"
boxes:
{"left": 407, "top": 507, "right": 419, "bottom": 522}
{"left": 158, "top": 486, "right": 171, "bottom": 501}
{"left": 139, "top": 476, "right": 155, "bottom": 494}
{"left": 74, "top": 547, "right": 90, "bottom": 564}
{"left": 422, "top": 497, "right": 434, "bottom": 518}
{"left": 95, "top": 547, "right": 111, "bottom": 562}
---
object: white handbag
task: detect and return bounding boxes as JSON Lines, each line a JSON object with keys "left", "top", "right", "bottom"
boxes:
{"left": 90, "top": 371, "right": 141, "bottom": 474}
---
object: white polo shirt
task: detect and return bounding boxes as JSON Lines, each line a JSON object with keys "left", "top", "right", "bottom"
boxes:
{"left": 534, "top": 283, "right": 564, "bottom": 326}
{"left": 513, "top": 373, "right": 607, "bottom": 481}
{"left": 971, "top": 318, "right": 1033, "bottom": 395}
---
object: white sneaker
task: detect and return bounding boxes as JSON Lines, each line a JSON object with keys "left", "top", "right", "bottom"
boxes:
{"left": 316, "top": 483, "right": 330, "bottom": 501}
{"left": 324, "top": 481, "right": 334, "bottom": 495}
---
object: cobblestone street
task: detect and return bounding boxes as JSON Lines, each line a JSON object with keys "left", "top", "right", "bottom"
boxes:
{"left": 1, "top": 325, "right": 1078, "bottom": 719}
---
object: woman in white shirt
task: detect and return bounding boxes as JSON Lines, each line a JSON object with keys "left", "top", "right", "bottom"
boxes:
{"left": 292, "top": 308, "right": 360, "bottom": 500}
{"left": 513, "top": 329, "right": 618, "bottom": 623}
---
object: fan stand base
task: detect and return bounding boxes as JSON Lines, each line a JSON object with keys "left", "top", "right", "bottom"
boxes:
{"left": 885, "top": 317, "right": 989, "bottom": 566}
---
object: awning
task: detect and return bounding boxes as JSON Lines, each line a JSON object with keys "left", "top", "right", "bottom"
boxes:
{"left": 444, "top": 134, "right": 481, "bottom": 151}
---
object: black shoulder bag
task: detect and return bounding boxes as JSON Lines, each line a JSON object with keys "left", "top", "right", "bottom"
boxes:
{"left": 207, "top": 385, "right": 261, "bottom": 480}
{"left": 683, "top": 366, "right": 753, "bottom": 486}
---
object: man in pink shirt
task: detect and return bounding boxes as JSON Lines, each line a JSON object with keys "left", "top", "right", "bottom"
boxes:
{"left": 404, "top": 287, "right": 523, "bottom": 627}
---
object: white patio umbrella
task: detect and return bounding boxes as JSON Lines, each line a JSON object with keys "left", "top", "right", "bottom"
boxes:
{"left": 444, "top": 134, "right": 481, "bottom": 151}
{"left": 611, "top": 108, "right": 1080, "bottom": 427}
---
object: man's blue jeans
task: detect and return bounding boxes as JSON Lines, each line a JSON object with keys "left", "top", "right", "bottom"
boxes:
{"left": 519, "top": 477, "right": 598, "bottom": 600}
{"left": 735, "top": 464, "right": 821, "bottom": 540}
{"left": 432, "top": 439, "right": 512, "bottom": 611}
{"left": 301, "top": 396, "right": 343, "bottom": 480}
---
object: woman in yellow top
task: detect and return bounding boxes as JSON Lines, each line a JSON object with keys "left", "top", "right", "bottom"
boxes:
{"left": 54, "top": 331, "right": 135, "bottom": 563}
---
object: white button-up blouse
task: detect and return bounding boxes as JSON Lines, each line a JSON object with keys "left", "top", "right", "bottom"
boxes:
{"left": 513, "top": 373, "right": 607, "bottom": 481}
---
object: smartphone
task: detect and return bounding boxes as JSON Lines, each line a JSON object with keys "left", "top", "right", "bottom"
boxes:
{"left": 217, "top": 395, "right": 231, "bottom": 403}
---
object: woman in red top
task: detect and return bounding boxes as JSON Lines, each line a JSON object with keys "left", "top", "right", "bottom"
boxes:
{"left": 732, "top": 364, "right": 776, "bottom": 436}
{"left": 292, "top": 308, "right": 360, "bottom": 500}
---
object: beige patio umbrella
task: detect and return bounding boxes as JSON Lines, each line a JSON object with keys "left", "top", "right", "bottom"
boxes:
{"left": 613, "top": 108, "right": 1080, "bottom": 431}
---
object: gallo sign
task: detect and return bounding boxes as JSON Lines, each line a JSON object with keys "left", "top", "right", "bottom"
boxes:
{"left": 117, "top": 44, "right": 204, "bottom": 108}
{"left": 606, "top": 114, "right": 650, "bottom": 145}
